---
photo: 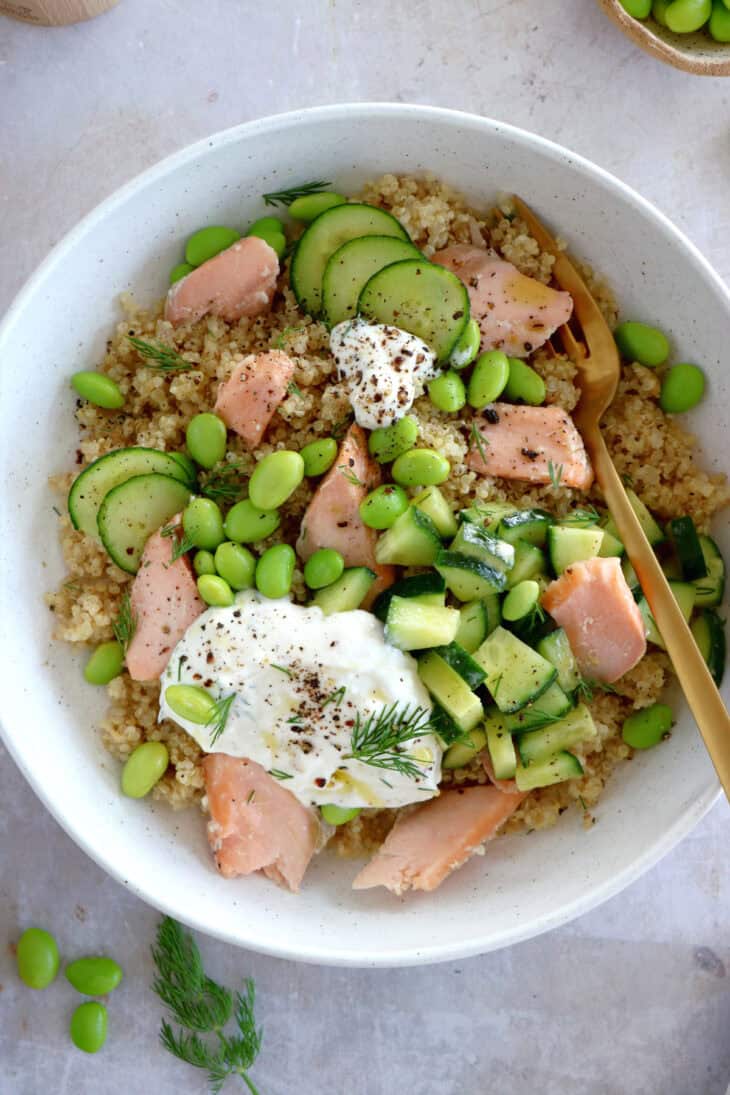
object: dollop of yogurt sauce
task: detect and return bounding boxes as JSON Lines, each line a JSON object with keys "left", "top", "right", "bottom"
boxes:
{"left": 330, "top": 318, "right": 438, "bottom": 429}
{"left": 159, "top": 591, "right": 442, "bottom": 810}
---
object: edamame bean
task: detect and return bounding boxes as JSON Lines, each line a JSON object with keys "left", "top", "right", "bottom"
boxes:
{"left": 185, "top": 413, "right": 228, "bottom": 470}
{"left": 224, "top": 498, "right": 281, "bottom": 542}
{"left": 320, "top": 804, "right": 361, "bottom": 825}
{"left": 169, "top": 262, "right": 194, "bottom": 284}
{"left": 71, "top": 371, "right": 124, "bottom": 410}
{"left": 303, "top": 548, "right": 345, "bottom": 590}
{"left": 255, "top": 543, "right": 296, "bottom": 599}
{"left": 66, "top": 957, "right": 123, "bottom": 996}
{"left": 165, "top": 684, "right": 215, "bottom": 723}
{"left": 368, "top": 415, "right": 418, "bottom": 464}
{"left": 168, "top": 451, "right": 198, "bottom": 482}
{"left": 467, "top": 350, "right": 510, "bottom": 409}
{"left": 300, "top": 437, "right": 338, "bottom": 477}
{"left": 215, "top": 541, "right": 256, "bottom": 590}
{"left": 619, "top": 0, "right": 651, "bottom": 15}
{"left": 359, "top": 484, "right": 410, "bottom": 530}
{"left": 622, "top": 703, "right": 673, "bottom": 749}
{"left": 614, "top": 321, "right": 669, "bottom": 366}
{"left": 84, "top": 641, "right": 124, "bottom": 686}
{"left": 247, "top": 216, "right": 283, "bottom": 234}
{"left": 193, "top": 549, "right": 216, "bottom": 576}
{"left": 428, "top": 370, "right": 466, "bottom": 414}
{"left": 121, "top": 741, "right": 169, "bottom": 798}
{"left": 246, "top": 217, "right": 287, "bottom": 260}
{"left": 665, "top": 0, "right": 711, "bottom": 31}
{"left": 391, "top": 448, "right": 450, "bottom": 487}
{"left": 652, "top": 0, "right": 671, "bottom": 22}
{"left": 249, "top": 450, "right": 304, "bottom": 510}
{"left": 288, "top": 192, "right": 347, "bottom": 222}
{"left": 503, "top": 358, "right": 546, "bottom": 405}
{"left": 183, "top": 497, "right": 225, "bottom": 550}
{"left": 449, "top": 318, "right": 481, "bottom": 369}
{"left": 709, "top": 0, "right": 730, "bottom": 39}
{"left": 70, "top": 1001, "right": 108, "bottom": 1055}
{"left": 197, "top": 573, "right": 235, "bottom": 606}
{"left": 185, "top": 226, "right": 240, "bottom": 267}
{"left": 16, "top": 928, "right": 59, "bottom": 989}
{"left": 660, "top": 363, "right": 705, "bottom": 413}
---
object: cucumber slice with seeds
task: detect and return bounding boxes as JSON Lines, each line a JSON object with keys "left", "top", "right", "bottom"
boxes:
{"left": 97, "top": 473, "right": 193, "bottom": 573}
{"left": 322, "top": 235, "right": 421, "bottom": 326}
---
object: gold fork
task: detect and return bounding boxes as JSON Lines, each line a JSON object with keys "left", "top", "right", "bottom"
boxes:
{"left": 512, "top": 196, "right": 730, "bottom": 799}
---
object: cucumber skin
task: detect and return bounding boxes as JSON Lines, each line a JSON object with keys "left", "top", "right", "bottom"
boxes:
{"left": 371, "top": 572, "right": 446, "bottom": 623}
{"left": 313, "top": 567, "right": 376, "bottom": 614}
{"left": 96, "top": 473, "right": 192, "bottom": 573}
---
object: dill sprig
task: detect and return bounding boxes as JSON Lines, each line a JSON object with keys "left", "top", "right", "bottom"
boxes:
{"left": 127, "top": 336, "right": 193, "bottom": 372}
{"left": 199, "top": 463, "right": 246, "bottom": 504}
{"left": 563, "top": 505, "right": 601, "bottom": 527}
{"left": 331, "top": 413, "right": 353, "bottom": 442}
{"left": 338, "top": 464, "right": 363, "bottom": 487}
{"left": 344, "top": 702, "right": 435, "bottom": 780}
{"left": 287, "top": 380, "right": 303, "bottom": 398}
{"left": 262, "top": 179, "right": 332, "bottom": 208}
{"left": 271, "top": 664, "right": 293, "bottom": 678}
{"left": 112, "top": 590, "right": 137, "bottom": 653}
{"left": 269, "top": 768, "right": 293, "bottom": 781}
{"left": 274, "top": 325, "right": 303, "bottom": 350}
{"left": 160, "top": 521, "right": 196, "bottom": 563}
{"left": 321, "top": 686, "right": 346, "bottom": 709}
{"left": 575, "top": 678, "right": 620, "bottom": 703}
{"left": 547, "top": 460, "right": 564, "bottom": 490}
{"left": 207, "top": 693, "right": 237, "bottom": 747}
{"left": 152, "top": 917, "right": 262, "bottom": 1095}
{"left": 469, "top": 420, "right": 490, "bottom": 465}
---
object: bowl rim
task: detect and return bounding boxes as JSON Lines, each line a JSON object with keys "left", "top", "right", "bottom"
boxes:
{"left": 596, "top": 0, "right": 730, "bottom": 76}
{"left": 0, "top": 102, "right": 724, "bottom": 966}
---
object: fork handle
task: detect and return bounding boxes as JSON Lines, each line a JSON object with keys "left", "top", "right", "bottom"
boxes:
{"left": 586, "top": 428, "right": 730, "bottom": 799}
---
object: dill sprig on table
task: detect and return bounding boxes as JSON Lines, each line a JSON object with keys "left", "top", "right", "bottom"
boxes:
{"left": 112, "top": 590, "right": 137, "bottom": 653}
{"left": 152, "top": 917, "right": 262, "bottom": 1095}
{"left": 127, "top": 336, "right": 193, "bottom": 372}
{"left": 344, "top": 702, "right": 436, "bottom": 780}
{"left": 262, "top": 179, "right": 332, "bottom": 208}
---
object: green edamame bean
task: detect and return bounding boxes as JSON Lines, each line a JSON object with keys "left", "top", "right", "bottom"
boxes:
{"left": 428, "top": 370, "right": 466, "bottom": 414}
{"left": 303, "top": 548, "right": 345, "bottom": 590}
{"left": 288, "top": 192, "right": 347, "bottom": 222}
{"left": 185, "top": 226, "right": 240, "bottom": 267}
{"left": 660, "top": 364, "right": 705, "bottom": 413}
{"left": 197, "top": 573, "right": 235, "bottom": 606}
{"left": 193, "top": 549, "right": 216, "bottom": 576}
{"left": 622, "top": 703, "right": 673, "bottom": 749}
{"left": 619, "top": 0, "right": 651, "bottom": 15}
{"left": 358, "top": 484, "right": 410, "bottom": 530}
{"left": 255, "top": 543, "right": 296, "bottom": 599}
{"left": 165, "top": 684, "right": 216, "bottom": 723}
{"left": 224, "top": 498, "right": 281, "bottom": 543}
{"left": 16, "top": 928, "right": 59, "bottom": 989}
{"left": 449, "top": 318, "right": 481, "bottom": 369}
{"left": 121, "top": 741, "right": 169, "bottom": 798}
{"left": 185, "top": 413, "right": 228, "bottom": 470}
{"left": 215, "top": 541, "right": 256, "bottom": 590}
{"left": 467, "top": 350, "right": 510, "bottom": 409}
{"left": 301, "top": 437, "right": 338, "bottom": 477}
{"left": 709, "top": 0, "right": 730, "bottom": 39}
{"left": 665, "top": 0, "right": 711, "bottom": 31}
{"left": 183, "top": 497, "right": 225, "bottom": 550}
{"left": 320, "top": 804, "right": 361, "bottom": 825}
{"left": 614, "top": 321, "right": 669, "bottom": 366}
{"left": 368, "top": 416, "right": 419, "bottom": 464}
{"left": 168, "top": 451, "right": 198, "bottom": 482}
{"left": 70, "top": 1001, "right": 107, "bottom": 1055}
{"left": 249, "top": 450, "right": 305, "bottom": 510}
{"left": 246, "top": 217, "right": 286, "bottom": 260}
{"left": 504, "top": 358, "right": 546, "bottom": 405}
{"left": 247, "top": 216, "right": 283, "bottom": 234}
{"left": 84, "top": 641, "right": 124, "bottom": 686}
{"left": 391, "top": 448, "right": 450, "bottom": 487}
{"left": 66, "top": 957, "right": 123, "bottom": 996}
{"left": 652, "top": 0, "right": 671, "bottom": 22}
{"left": 170, "top": 262, "right": 194, "bottom": 284}
{"left": 71, "top": 371, "right": 124, "bottom": 410}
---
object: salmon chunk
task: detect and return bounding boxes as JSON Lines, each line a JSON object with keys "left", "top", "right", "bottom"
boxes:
{"left": 296, "top": 424, "right": 395, "bottom": 605}
{"left": 352, "top": 785, "right": 525, "bottom": 895}
{"left": 542, "top": 556, "right": 647, "bottom": 683}
{"left": 482, "top": 753, "right": 519, "bottom": 795}
{"left": 433, "top": 243, "right": 573, "bottom": 358}
{"left": 467, "top": 403, "right": 593, "bottom": 490}
{"left": 164, "top": 236, "right": 279, "bottom": 327}
{"left": 203, "top": 754, "right": 320, "bottom": 892}
{"left": 125, "top": 518, "right": 204, "bottom": 681}
{"left": 214, "top": 350, "right": 295, "bottom": 450}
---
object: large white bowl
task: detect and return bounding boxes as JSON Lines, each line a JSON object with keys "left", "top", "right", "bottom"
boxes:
{"left": 0, "top": 104, "right": 727, "bottom": 967}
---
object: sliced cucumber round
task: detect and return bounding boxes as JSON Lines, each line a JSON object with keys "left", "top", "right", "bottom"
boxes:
{"left": 68, "top": 447, "right": 195, "bottom": 540}
{"left": 290, "top": 203, "right": 410, "bottom": 317}
{"left": 97, "top": 473, "right": 192, "bottom": 573}
{"left": 358, "top": 259, "right": 470, "bottom": 361}
{"left": 322, "top": 235, "right": 421, "bottom": 327}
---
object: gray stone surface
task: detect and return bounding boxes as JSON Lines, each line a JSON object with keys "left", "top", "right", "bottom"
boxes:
{"left": 1, "top": 1, "right": 729, "bottom": 1092}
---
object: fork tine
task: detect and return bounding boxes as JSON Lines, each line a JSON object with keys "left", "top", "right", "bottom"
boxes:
{"left": 557, "top": 323, "right": 585, "bottom": 362}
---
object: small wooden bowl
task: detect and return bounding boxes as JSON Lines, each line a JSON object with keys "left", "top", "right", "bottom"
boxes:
{"left": 597, "top": 0, "right": 730, "bottom": 75}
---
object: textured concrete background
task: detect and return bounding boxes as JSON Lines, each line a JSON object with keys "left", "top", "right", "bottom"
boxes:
{"left": 1, "top": 2, "right": 729, "bottom": 1092}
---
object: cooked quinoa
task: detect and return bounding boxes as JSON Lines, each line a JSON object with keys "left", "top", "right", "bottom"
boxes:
{"left": 47, "top": 173, "right": 730, "bottom": 850}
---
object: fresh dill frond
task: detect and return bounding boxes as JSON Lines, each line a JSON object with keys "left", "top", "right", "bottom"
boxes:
{"left": 338, "top": 464, "right": 363, "bottom": 487}
{"left": 262, "top": 179, "right": 332, "bottom": 207}
{"left": 160, "top": 521, "right": 196, "bottom": 563}
{"left": 206, "top": 693, "right": 237, "bottom": 746}
{"left": 112, "top": 590, "right": 137, "bottom": 653}
{"left": 344, "top": 702, "right": 435, "bottom": 780}
{"left": 321, "top": 686, "right": 346, "bottom": 709}
{"left": 287, "top": 380, "right": 303, "bottom": 398}
{"left": 63, "top": 579, "right": 82, "bottom": 593}
{"left": 331, "top": 413, "right": 353, "bottom": 442}
{"left": 563, "top": 505, "right": 601, "bottom": 527}
{"left": 271, "top": 664, "right": 293, "bottom": 678}
{"left": 269, "top": 768, "right": 293, "bottom": 781}
{"left": 575, "top": 677, "right": 620, "bottom": 703}
{"left": 199, "top": 463, "right": 246, "bottom": 504}
{"left": 547, "top": 460, "right": 564, "bottom": 490}
{"left": 469, "top": 420, "right": 490, "bottom": 465}
{"left": 274, "top": 325, "right": 302, "bottom": 350}
{"left": 127, "top": 336, "right": 193, "bottom": 372}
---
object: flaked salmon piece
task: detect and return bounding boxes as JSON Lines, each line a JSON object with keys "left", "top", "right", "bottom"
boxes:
{"left": 352, "top": 785, "right": 525, "bottom": 895}
{"left": 125, "top": 517, "right": 205, "bottom": 681}
{"left": 467, "top": 403, "right": 593, "bottom": 490}
{"left": 542, "top": 556, "right": 647, "bottom": 684}
{"left": 214, "top": 350, "right": 295, "bottom": 450}
{"left": 296, "top": 423, "right": 395, "bottom": 606}
{"left": 203, "top": 754, "right": 320, "bottom": 892}
{"left": 433, "top": 243, "right": 573, "bottom": 358}
{"left": 164, "top": 236, "right": 279, "bottom": 327}
{"left": 482, "top": 753, "right": 520, "bottom": 795}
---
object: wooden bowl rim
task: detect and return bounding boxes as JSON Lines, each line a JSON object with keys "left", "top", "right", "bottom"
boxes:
{"left": 597, "top": 0, "right": 730, "bottom": 76}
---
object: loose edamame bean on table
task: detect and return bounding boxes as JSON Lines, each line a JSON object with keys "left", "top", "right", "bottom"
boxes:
{"left": 467, "top": 350, "right": 510, "bottom": 409}
{"left": 256, "top": 543, "right": 296, "bottom": 599}
{"left": 288, "top": 192, "right": 347, "bottom": 222}
{"left": 193, "top": 549, "right": 216, "bottom": 576}
{"left": 303, "top": 548, "right": 345, "bottom": 590}
{"left": 185, "top": 226, "right": 240, "bottom": 267}
{"left": 84, "top": 640, "right": 124, "bottom": 686}
{"left": 614, "top": 321, "right": 669, "bottom": 367}
{"left": 121, "top": 741, "right": 169, "bottom": 798}
{"left": 185, "top": 413, "right": 228, "bottom": 470}
{"left": 359, "top": 484, "right": 410, "bottom": 529}
{"left": 197, "top": 573, "right": 235, "bottom": 607}
{"left": 165, "top": 684, "right": 215, "bottom": 724}
{"left": 391, "top": 448, "right": 450, "bottom": 487}
{"left": 320, "top": 804, "right": 361, "bottom": 825}
{"left": 368, "top": 415, "right": 418, "bottom": 463}
{"left": 215, "top": 541, "right": 256, "bottom": 590}
{"left": 449, "top": 317, "right": 481, "bottom": 369}
{"left": 503, "top": 358, "right": 546, "bottom": 406}
{"left": 66, "top": 956, "right": 124, "bottom": 997}
{"left": 665, "top": 0, "right": 712, "bottom": 31}
{"left": 246, "top": 216, "right": 287, "bottom": 260}
{"left": 622, "top": 703, "right": 673, "bottom": 749}
{"left": 428, "top": 370, "right": 466, "bottom": 414}
{"left": 169, "top": 262, "right": 194, "bottom": 285}
{"left": 16, "top": 927, "right": 59, "bottom": 990}
{"left": 71, "top": 372, "right": 124, "bottom": 410}
{"left": 248, "top": 450, "right": 305, "bottom": 510}
{"left": 183, "top": 497, "right": 225, "bottom": 550}
{"left": 660, "top": 364, "right": 705, "bottom": 414}
{"left": 70, "top": 1001, "right": 108, "bottom": 1055}
{"left": 224, "top": 498, "right": 281, "bottom": 543}
{"left": 300, "top": 437, "right": 338, "bottom": 477}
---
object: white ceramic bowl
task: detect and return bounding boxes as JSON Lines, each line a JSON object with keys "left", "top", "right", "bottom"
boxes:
{"left": 0, "top": 104, "right": 727, "bottom": 967}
